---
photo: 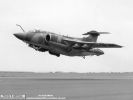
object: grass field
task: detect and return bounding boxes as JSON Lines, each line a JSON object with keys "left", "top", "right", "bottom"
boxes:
{"left": 0, "top": 77, "right": 133, "bottom": 100}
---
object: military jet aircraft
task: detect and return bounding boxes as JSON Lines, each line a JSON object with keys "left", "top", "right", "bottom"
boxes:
{"left": 14, "top": 24, "right": 122, "bottom": 58}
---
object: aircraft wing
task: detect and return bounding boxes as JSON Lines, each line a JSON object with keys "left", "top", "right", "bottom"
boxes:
{"left": 63, "top": 38, "right": 122, "bottom": 49}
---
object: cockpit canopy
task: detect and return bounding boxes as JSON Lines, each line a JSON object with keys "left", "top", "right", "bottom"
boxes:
{"left": 28, "top": 29, "right": 42, "bottom": 33}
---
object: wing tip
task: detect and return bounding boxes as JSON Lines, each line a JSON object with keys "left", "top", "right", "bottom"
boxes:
{"left": 115, "top": 44, "right": 123, "bottom": 48}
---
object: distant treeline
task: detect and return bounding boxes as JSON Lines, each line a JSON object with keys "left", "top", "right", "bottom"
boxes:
{"left": 0, "top": 71, "right": 132, "bottom": 79}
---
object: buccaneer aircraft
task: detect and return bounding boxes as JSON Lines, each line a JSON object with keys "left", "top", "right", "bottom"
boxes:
{"left": 14, "top": 24, "right": 122, "bottom": 59}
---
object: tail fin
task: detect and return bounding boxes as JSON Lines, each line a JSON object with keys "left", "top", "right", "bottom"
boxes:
{"left": 82, "top": 30, "right": 110, "bottom": 42}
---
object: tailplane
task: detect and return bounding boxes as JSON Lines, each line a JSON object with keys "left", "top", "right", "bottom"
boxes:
{"left": 82, "top": 30, "right": 110, "bottom": 42}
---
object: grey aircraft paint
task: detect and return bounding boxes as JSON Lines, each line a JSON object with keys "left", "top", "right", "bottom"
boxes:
{"left": 14, "top": 25, "right": 122, "bottom": 58}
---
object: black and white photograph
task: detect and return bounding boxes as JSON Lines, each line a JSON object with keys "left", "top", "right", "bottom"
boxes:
{"left": 0, "top": 0, "right": 132, "bottom": 100}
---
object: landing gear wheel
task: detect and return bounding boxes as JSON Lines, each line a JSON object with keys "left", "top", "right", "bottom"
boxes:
{"left": 56, "top": 54, "right": 60, "bottom": 57}
{"left": 82, "top": 56, "right": 85, "bottom": 59}
{"left": 49, "top": 51, "right": 60, "bottom": 57}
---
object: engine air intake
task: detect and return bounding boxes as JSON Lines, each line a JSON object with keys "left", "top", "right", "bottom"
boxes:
{"left": 45, "top": 34, "right": 51, "bottom": 42}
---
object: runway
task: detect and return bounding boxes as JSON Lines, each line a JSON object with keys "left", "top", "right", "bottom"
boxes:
{"left": 0, "top": 77, "right": 133, "bottom": 100}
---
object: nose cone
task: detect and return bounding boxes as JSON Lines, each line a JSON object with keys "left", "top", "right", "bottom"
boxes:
{"left": 14, "top": 33, "right": 26, "bottom": 41}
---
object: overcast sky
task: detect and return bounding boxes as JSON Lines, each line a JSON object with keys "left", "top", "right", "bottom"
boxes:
{"left": 0, "top": 0, "right": 132, "bottom": 72}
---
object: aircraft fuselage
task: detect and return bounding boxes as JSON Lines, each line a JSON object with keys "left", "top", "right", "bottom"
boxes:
{"left": 14, "top": 30, "right": 104, "bottom": 57}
